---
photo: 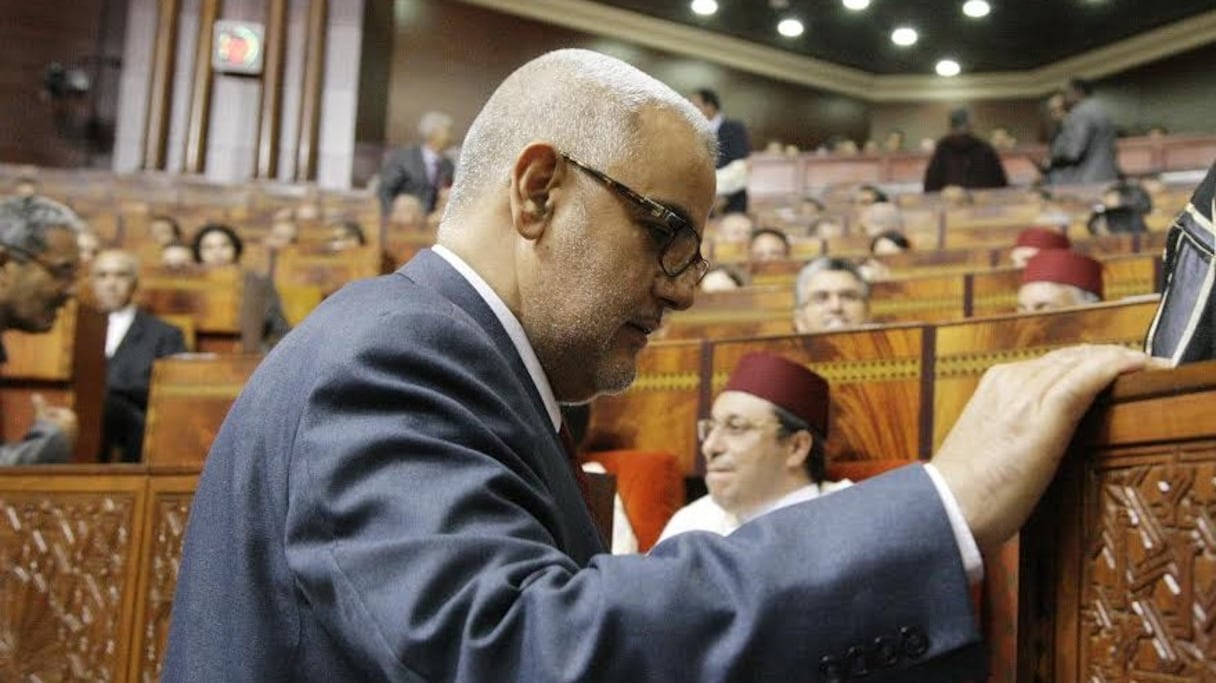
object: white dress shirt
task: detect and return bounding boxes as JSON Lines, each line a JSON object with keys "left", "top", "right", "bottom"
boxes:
{"left": 105, "top": 305, "right": 137, "bottom": 358}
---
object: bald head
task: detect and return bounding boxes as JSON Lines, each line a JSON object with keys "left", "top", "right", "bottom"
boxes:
{"left": 442, "top": 49, "right": 716, "bottom": 229}
{"left": 432, "top": 50, "right": 719, "bottom": 403}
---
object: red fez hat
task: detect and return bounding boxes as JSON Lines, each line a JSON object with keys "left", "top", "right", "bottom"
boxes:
{"left": 722, "top": 353, "right": 829, "bottom": 436}
{"left": 1015, "top": 227, "right": 1071, "bottom": 250}
{"left": 1021, "top": 249, "right": 1103, "bottom": 298}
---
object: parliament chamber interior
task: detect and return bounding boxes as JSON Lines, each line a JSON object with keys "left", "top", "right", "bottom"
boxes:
{"left": 1, "top": 0, "right": 1214, "bottom": 680}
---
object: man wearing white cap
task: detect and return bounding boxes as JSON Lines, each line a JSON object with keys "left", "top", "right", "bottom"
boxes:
{"left": 659, "top": 353, "right": 851, "bottom": 540}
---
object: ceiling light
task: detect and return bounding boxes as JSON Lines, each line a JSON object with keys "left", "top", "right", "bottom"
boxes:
{"left": 690, "top": 0, "right": 718, "bottom": 16}
{"left": 890, "top": 27, "right": 918, "bottom": 46}
{"left": 777, "top": 18, "right": 805, "bottom": 37}
{"left": 962, "top": 0, "right": 991, "bottom": 18}
{"left": 936, "top": 59, "right": 961, "bottom": 77}
{"left": 842, "top": 0, "right": 871, "bottom": 10}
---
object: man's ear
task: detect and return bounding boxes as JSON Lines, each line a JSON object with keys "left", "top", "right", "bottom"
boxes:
{"left": 509, "top": 143, "right": 564, "bottom": 240}
{"left": 785, "top": 430, "right": 813, "bottom": 470}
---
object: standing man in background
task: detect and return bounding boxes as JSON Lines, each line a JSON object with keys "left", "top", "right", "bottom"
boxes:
{"left": 378, "top": 111, "right": 456, "bottom": 215}
{"left": 690, "top": 88, "right": 751, "bottom": 214}
{"left": 1044, "top": 78, "right": 1119, "bottom": 185}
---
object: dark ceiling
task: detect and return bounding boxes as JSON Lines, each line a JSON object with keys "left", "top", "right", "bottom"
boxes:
{"left": 592, "top": 0, "right": 1215, "bottom": 75}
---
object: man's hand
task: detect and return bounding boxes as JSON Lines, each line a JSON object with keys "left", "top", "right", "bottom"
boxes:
{"left": 31, "top": 393, "right": 79, "bottom": 450}
{"left": 931, "top": 345, "right": 1154, "bottom": 552}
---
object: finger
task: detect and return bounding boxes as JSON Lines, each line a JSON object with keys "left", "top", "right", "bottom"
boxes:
{"left": 1038, "top": 346, "right": 1148, "bottom": 422}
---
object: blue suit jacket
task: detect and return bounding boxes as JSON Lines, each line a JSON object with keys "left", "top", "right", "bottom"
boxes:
{"left": 716, "top": 118, "right": 750, "bottom": 213}
{"left": 164, "top": 249, "right": 985, "bottom": 681}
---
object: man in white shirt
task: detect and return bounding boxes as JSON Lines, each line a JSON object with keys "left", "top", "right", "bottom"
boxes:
{"left": 660, "top": 353, "right": 850, "bottom": 541}
{"left": 91, "top": 249, "right": 185, "bottom": 462}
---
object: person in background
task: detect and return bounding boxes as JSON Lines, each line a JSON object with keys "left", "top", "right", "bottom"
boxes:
{"left": 1010, "top": 227, "right": 1071, "bottom": 268}
{"left": 700, "top": 264, "right": 746, "bottom": 293}
{"left": 148, "top": 215, "right": 183, "bottom": 248}
{"left": 91, "top": 249, "right": 186, "bottom": 462}
{"left": 659, "top": 353, "right": 851, "bottom": 541}
{"left": 1043, "top": 78, "right": 1119, "bottom": 185}
{"left": 923, "top": 108, "right": 1008, "bottom": 193}
{"left": 0, "top": 195, "right": 81, "bottom": 465}
{"left": 378, "top": 111, "right": 456, "bottom": 215}
{"left": 860, "top": 230, "right": 912, "bottom": 281}
{"left": 327, "top": 221, "right": 367, "bottom": 252}
{"left": 794, "top": 257, "right": 872, "bottom": 333}
{"left": 690, "top": 88, "right": 751, "bottom": 214}
{"left": 76, "top": 230, "right": 101, "bottom": 265}
{"left": 161, "top": 240, "right": 194, "bottom": 269}
{"left": 1017, "top": 249, "right": 1104, "bottom": 313}
{"left": 190, "top": 223, "right": 291, "bottom": 349}
{"left": 1088, "top": 181, "right": 1152, "bottom": 236}
{"left": 748, "top": 227, "right": 791, "bottom": 263}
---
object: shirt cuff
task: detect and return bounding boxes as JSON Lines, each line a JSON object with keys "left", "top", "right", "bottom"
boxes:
{"left": 923, "top": 463, "right": 984, "bottom": 585}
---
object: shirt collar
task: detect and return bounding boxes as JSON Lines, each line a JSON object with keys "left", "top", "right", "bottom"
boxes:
{"left": 431, "top": 245, "right": 562, "bottom": 432}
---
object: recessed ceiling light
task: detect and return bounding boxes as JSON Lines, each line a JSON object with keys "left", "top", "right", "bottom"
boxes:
{"left": 936, "top": 59, "right": 961, "bottom": 77}
{"left": 690, "top": 0, "right": 718, "bottom": 16}
{"left": 891, "top": 27, "right": 918, "bottom": 46}
{"left": 777, "top": 18, "right": 805, "bottom": 37}
{"left": 962, "top": 0, "right": 991, "bottom": 18}
{"left": 842, "top": 0, "right": 871, "bottom": 10}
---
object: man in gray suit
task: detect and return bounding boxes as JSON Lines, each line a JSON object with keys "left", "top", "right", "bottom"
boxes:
{"left": 165, "top": 49, "right": 1151, "bottom": 682}
{"left": 378, "top": 110, "right": 456, "bottom": 214}
{"left": 0, "top": 195, "right": 81, "bottom": 465}
{"left": 1045, "top": 78, "right": 1120, "bottom": 185}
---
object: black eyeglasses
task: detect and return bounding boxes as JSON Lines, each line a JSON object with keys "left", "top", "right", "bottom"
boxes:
{"left": 561, "top": 152, "right": 710, "bottom": 283}
{"left": 2, "top": 243, "right": 78, "bottom": 282}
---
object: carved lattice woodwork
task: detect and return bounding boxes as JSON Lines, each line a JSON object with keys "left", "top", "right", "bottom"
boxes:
{"left": 1080, "top": 448, "right": 1216, "bottom": 680}
{"left": 0, "top": 491, "right": 140, "bottom": 681}
{"left": 134, "top": 492, "right": 193, "bottom": 683}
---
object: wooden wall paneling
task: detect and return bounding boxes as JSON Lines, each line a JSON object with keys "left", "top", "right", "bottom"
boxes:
{"left": 0, "top": 466, "right": 150, "bottom": 681}
{"left": 587, "top": 341, "right": 706, "bottom": 476}
{"left": 143, "top": 0, "right": 183, "bottom": 170}
{"left": 128, "top": 473, "right": 199, "bottom": 683}
{"left": 869, "top": 274, "right": 967, "bottom": 324}
{"left": 710, "top": 325, "right": 929, "bottom": 466}
{"left": 184, "top": 0, "right": 221, "bottom": 173}
{"left": 294, "top": 0, "right": 327, "bottom": 181}
{"left": 255, "top": 0, "right": 289, "bottom": 179}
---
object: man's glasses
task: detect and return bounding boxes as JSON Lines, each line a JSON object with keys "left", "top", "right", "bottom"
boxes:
{"left": 2, "top": 243, "right": 79, "bottom": 283}
{"left": 561, "top": 152, "right": 710, "bottom": 283}
{"left": 696, "top": 417, "right": 782, "bottom": 442}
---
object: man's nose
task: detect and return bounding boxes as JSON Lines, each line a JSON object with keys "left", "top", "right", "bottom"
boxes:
{"left": 655, "top": 270, "right": 697, "bottom": 312}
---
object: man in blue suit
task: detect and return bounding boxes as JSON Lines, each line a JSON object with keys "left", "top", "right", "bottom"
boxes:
{"left": 690, "top": 88, "right": 751, "bottom": 214}
{"left": 165, "top": 49, "right": 1151, "bottom": 682}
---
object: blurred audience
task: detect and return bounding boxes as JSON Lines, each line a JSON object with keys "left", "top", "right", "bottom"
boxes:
{"left": 923, "top": 108, "right": 1008, "bottom": 193}
{"left": 700, "top": 265, "right": 746, "bottom": 293}
{"left": 327, "top": 221, "right": 367, "bottom": 252}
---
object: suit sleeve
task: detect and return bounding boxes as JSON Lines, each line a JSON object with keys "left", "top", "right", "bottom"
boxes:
{"left": 1050, "top": 110, "right": 1094, "bottom": 167}
{"left": 378, "top": 152, "right": 411, "bottom": 212}
{"left": 283, "top": 309, "right": 985, "bottom": 682}
{"left": 719, "top": 120, "right": 750, "bottom": 165}
{"left": 0, "top": 420, "right": 70, "bottom": 465}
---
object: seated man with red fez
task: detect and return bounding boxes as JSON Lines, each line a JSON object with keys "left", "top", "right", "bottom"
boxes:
{"left": 1017, "top": 249, "right": 1104, "bottom": 313}
{"left": 1010, "top": 227, "right": 1071, "bottom": 268}
{"left": 658, "top": 353, "right": 851, "bottom": 541}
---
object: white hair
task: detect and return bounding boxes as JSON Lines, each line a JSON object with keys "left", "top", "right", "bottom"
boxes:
{"left": 417, "top": 111, "right": 453, "bottom": 139}
{"left": 442, "top": 49, "right": 715, "bottom": 225}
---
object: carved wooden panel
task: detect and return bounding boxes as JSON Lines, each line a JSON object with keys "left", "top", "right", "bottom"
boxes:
{"left": 1079, "top": 447, "right": 1216, "bottom": 680}
{"left": 0, "top": 480, "right": 144, "bottom": 682}
{"left": 131, "top": 484, "right": 195, "bottom": 683}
